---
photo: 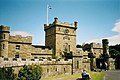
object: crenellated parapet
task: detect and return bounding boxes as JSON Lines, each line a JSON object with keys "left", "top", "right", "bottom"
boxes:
{"left": 0, "top": 57, "right": 72, "bottom": 68}
{"left": 0, "top": 25, "right": 10, "bottom": 33}
{"left": 44, "top": 17, "right": 78, "bottom": 31}
{"left": 91, "top": 43, "right": 102, "bottom": 49}
{"left": 31, "top": 45, "right": 53, "bottom": 58}
{"left": 9, "top": 35, "right": 32, "bottom": 44}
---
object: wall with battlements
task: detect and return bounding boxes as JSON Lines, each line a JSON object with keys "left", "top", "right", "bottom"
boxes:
{"left": 31, "top": 45, "right": 53, "bottom": 58}
{"left": 0, "top": 57, "right": 72, "bottom": 77}
{"left": 0, "top": 25, "right": 53, "bottom": 59}
{"left": 9, "top": 35, "right": 32, "bottom": 44}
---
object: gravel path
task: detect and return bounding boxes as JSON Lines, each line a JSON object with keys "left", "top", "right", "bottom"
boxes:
{"left": 105, "top": 70, "right": 120, "bottom": 80}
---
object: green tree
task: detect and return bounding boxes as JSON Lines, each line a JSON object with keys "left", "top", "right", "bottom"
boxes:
{"left": 0, "top": 67, "right": 17, "bottom": 80}
{"left": 109, "top": 49, "right": 120, "bottom": 58}
{"left": 76, "top": 44, "right": 82, "bottom": 48}
{"left": 64, "top": 52, "right": 73, "bottom": 60}
{"left": 18, "top": 64, "right": 42, "bottom": 80}
{"left": 109, "top": 44, "right": 120, "bottom": 69}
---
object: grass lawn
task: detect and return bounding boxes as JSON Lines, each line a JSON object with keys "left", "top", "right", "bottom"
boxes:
{"left": 40, "top": 71, "right": 105, "bottom": 80}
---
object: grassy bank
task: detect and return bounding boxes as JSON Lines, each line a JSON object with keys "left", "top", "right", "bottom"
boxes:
{"left": 41, "top": 71, "right": 105, "bottom": 80}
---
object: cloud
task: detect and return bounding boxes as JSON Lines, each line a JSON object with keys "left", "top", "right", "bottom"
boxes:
{"left": 112, "top": 19, "right": 120, "bottom": 33}
{"left": 87, "top": 20, "right": 120, "bottom": 45}
{"left": 10, "top": 31, "right": 32, "bottom": 37}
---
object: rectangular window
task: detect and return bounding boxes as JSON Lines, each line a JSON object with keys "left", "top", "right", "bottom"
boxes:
{"left": 16, "top": 45, "right": 20, "bottom": 50}
{"left": 3, "top": 44, "right": 5, "bottom": 49}
{"left": 3, "top": 34, "right": 5, "bottom": 39}
{"left": 15, "top": 52, "right": 19, "bottom": 58}
{"left": 77, "top": 61, "right": 79, "bottom": 69}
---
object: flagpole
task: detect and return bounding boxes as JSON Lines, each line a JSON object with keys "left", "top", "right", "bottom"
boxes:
{"left": 46, "top": 4, "right": 48, "bottom": 26}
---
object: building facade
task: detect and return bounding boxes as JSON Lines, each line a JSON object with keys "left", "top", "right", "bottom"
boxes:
{"left": 0, "top": 25, "right": 52, "bottom": 59}
{"left": 0, "top": 17, "right": 115, "bottom": 78}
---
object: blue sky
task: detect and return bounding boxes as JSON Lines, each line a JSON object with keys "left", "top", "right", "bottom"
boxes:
{"left": 0, "top": 0, "right": 120, "bottom": 45}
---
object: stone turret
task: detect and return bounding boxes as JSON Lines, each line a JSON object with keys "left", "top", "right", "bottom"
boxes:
{"left": 102, "top": 39, "right": 109, "bottom": 55}
{"left": 102, "top": 39, "right": 109, "bottom": 67}
{"left": 0, "top": 25, "right": 10, "bottom": 58}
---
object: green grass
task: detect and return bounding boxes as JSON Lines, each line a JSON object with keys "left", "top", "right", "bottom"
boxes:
{"left": 40, "top": 71, "right": 105, "bottom": 80}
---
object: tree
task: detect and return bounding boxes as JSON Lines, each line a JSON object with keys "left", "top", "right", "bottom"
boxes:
{"left": 0, "top": 67, "right": 17, "bottom": 80}
{"left": 64, "top": 51, "right": 73, "bottom": 60}
{"left": 18, "top": 64, "right": 42, "bottom": 80}
{"left": 109, "top": 49, "right": 120, "bottom": 59}
{"left": 109, "top": 44, "right": 120, "bottom": 69}
{"left": 76, "top": 44, "right": 82, "bottom": 48}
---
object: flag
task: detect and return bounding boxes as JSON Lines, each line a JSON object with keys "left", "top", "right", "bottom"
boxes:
{"left": 48, "top": 5, "right": 52, "bottom": 9}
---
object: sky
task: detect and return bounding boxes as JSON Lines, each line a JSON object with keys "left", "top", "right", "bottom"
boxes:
{"left": 0, "top": 0, "right": 120, "bottom": 45}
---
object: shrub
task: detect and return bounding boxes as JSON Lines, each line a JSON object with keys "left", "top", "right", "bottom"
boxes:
{"left": 18, "top": 64, "right": 42, "bottom": 80}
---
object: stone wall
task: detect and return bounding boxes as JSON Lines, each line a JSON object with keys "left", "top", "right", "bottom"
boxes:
{"left": 0, "top": 57, "right": 72, "bottom": 78}
{"left": 8, "top": 43, "right": 32, "bottom": 58}
{"left": 31, "top": 46, "right": 53, "bottom": 58}
{"left": 9, "top": 35, "right": 32, "bottom": 44}
{"left": 109, "top": 58, "right": 115, "bottom": 70}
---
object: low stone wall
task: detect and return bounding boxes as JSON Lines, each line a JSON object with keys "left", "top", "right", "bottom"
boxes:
{"left": 0, "top": 57, "right": 72, "bottom": 77}
{"left": 109, "top": 58, "right": 115, "bottom": 70}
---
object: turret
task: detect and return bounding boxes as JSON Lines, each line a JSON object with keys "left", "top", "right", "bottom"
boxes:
{"left": 0, "top": 25, "right": 10, "bottom": 58}
{"left": 102, "top": 39, "right": 109, "bottom": 55}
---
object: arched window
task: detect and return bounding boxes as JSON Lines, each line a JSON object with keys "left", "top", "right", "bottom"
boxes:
{"left": 63, "top": 43, "right": 70, "bottom": 52}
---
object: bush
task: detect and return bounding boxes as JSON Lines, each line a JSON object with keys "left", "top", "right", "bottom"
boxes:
{"left": 0, "top": 67, "right": 17, "bottom": 80}
{"left": 18, "top": 64, "right": 42, "bottom": 80}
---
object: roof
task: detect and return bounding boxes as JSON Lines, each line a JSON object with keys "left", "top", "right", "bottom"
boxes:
{"left": 32, "top": 45, "right": 51, "bottom": 49}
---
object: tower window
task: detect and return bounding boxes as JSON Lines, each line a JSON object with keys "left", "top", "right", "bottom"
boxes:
{"left": 15, "top": 52, "right": 19, "bottom": 58}
{"left": 3, "top": 44, "right": 5, "bottom": 49}
{"left": 16, "top": 45, "right": 20, "bottom": 50}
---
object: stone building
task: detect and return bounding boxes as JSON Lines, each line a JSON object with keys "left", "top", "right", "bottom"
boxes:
{"left": 0, "top": 17, "right": 86, "bottom": 77}
{"left": 0, "top": 25, "right": 53, "bottom": 59}
{"left": 0, "top": 17, "right": 115, "bottom": 77}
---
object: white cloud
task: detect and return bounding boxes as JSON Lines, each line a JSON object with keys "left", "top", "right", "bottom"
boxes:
{"left": 112, "top": 19, "right": 120, "bottom": 33}
{"left": 10, "top": 31, "right": 32, "bottom": 37}
{"left": 87, "top": 20, "right": 120, "bottom": 45}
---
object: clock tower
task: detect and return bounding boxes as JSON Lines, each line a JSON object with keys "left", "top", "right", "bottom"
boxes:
{"left": 44, "top": 17, "right": 77, "bottom": 57}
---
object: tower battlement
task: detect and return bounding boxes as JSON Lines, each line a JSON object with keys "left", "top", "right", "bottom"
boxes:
{"left": 0, "top": 57, "right": 72, "bottom": 68}
{"left": 9, "top": 35, "right": 32, "bottom": 44}
{"left": 0, "top": 25, "right": 10, "bottom": 32}
{"left": 44, "top": 17, "right": 78, "bottom": 31}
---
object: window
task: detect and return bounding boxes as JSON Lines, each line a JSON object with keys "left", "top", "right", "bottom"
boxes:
{"left": 56, "top": 68, "right": 57, "bottom": 71}
{"left": 16, "top": 45, "right": 20, "bottom": 50}
{"left": 64, "top": 43, "right": 70, "bottom": 52}
{"left": 77, "top": 61, "right": 79, "bottom": 69}
{"left": 63, "top": 36, "right": 70, "bottom": 40}
{"left": 3, "top": 44, "right": 5, "bottom": 49}
{"left": 15, "top": 52, "right": 19, "bottom": 58}
{"left": 47, "top": 69, "right": 49, "bottom": 73}
{"left": 64, "top": 68, "right": 66, "bottom": 73}
{"left": 3, "top": 34, "right": 5, "bottom": 39}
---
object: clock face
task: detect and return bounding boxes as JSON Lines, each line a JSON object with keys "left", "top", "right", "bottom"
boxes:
{"left": 63, "top": 29, "right": 69, "bottom": 34}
